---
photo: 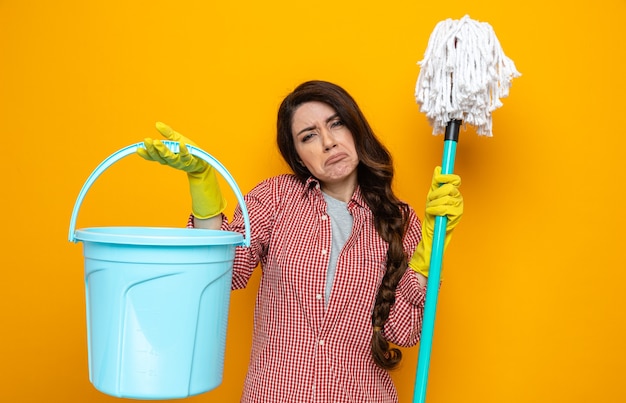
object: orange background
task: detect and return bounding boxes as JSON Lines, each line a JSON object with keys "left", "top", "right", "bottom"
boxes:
{"left": 1, "top": 1, "right": 625, "bottom": 402}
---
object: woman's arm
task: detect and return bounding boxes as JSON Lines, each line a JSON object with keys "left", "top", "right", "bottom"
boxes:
{"left": 192, "top": 215, "right": 223, "bottom": 230}
{"left": 137, "top": 122, "right": 227, "bottom": 221}
{"left": 415, "top": 271, "right": 427, "bottom": 288}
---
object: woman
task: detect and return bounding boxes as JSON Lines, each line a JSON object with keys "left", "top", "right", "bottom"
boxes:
{"left": 139, "top": 80, "right": 463, "bottom": 402}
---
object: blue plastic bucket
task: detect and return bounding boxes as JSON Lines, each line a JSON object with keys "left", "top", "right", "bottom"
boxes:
{"left": 68, "top": 142, "right": 250, "bottom": 400}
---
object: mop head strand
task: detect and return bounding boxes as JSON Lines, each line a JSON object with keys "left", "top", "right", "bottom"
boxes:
{"left": 415, "top": 15, "right": 521, "bottom": 136}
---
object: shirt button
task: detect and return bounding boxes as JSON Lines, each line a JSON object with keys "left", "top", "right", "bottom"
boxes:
{"left": 321, "top": 215, "right": 328, "bottom": 221}
{"left": 321, "top": 249, "right": 327, "bottom": 255}
{"left": 316, "top": 293, "right": 323, "bottom": 300}
{"left": 319, "top": 340, "right": 324, "bottom": 346}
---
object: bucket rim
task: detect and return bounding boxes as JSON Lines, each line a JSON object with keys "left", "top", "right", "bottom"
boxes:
{"left": 74, "top": 226, "right": 244, "bottom": 246}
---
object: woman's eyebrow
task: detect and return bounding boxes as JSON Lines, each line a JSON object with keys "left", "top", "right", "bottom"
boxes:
{"left": 326, "top": 113, "right": 339, "bottom": 124}
{"left": 296, "top": 125, "right": 317, "bottom": 137}
{"left": 295, "top": 113, "right": 340, "bottom": 137}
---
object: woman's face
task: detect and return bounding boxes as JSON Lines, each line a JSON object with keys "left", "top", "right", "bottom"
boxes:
{"left": 291, "top": 101, "right": 359, "bottom": 193}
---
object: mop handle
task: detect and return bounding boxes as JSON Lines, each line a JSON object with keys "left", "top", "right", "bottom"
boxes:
{"left": 413, "top": 119, "right": 461, "bottom": 403}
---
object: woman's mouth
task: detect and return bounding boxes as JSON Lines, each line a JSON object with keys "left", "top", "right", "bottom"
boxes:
{"left": 325, "top": 153, "right": 347, "bottom": 166}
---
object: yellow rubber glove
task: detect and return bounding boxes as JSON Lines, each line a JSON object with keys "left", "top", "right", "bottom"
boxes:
{"left": 137, "top": 122, "right": 226, "bottom": 219}
{"left": 409, "top": 166, "right": 463, "bottom": 277}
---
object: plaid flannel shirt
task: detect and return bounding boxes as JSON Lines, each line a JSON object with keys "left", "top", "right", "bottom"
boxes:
{"left": 189, "top": 174, "right": 426, "bottom": 403}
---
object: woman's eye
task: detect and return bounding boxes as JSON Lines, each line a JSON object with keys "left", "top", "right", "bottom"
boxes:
{"left": 331, "top": 120, "right": 344, "bottom": 128}
{"left": 302, "top": 133, "right": 314, "bottom": 142}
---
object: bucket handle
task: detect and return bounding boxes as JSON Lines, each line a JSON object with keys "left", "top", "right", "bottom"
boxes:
{"left": 68, "top": 141, "right": 251, "bottom": 247}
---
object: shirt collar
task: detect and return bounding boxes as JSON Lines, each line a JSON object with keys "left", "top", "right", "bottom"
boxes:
{"left": 303, "top": 176, "right": 367, "bottom": 209}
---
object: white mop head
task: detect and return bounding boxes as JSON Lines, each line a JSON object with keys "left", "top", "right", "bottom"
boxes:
{"left": 415, "top": 15, "right": 521, "bottom": 136}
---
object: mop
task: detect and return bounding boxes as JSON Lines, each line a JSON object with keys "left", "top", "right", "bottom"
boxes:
{"left": 413, "top": 15, "right": 520, "bottom": 403}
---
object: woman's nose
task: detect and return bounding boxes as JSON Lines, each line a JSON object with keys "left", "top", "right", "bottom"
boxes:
{"left": 321, "top": 130, "right": 336, "bottom": 151}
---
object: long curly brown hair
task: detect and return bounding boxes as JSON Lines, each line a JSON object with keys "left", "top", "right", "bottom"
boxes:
{"left": 276, "top": 80, "right": 410, "bottom": 370}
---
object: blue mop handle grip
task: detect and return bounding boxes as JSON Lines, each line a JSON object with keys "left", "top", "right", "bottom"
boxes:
{"left": 413, "top": 120, "right": 461, "bottom": 403}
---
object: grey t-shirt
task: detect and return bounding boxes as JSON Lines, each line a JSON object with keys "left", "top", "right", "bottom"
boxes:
{"left": 322, "top": 192, "right": 354, "bottom": 306}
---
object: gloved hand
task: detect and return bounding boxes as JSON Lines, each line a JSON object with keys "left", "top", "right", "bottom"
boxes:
{"left": 137, "top": 122, "right": 226, "bottom": 219}
{"left": 409, "top": 166, "right": 463, "bottom": 277}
